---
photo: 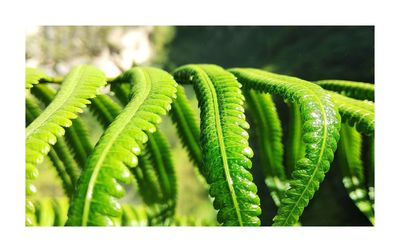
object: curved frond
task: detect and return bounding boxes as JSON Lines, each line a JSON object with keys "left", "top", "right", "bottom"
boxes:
{"left": 66, "top": 67, "right": 177, "bottom": 226}
{"left": 315, "top": 79, "right": 374, "bottom": 101}
{"left": 26, "top": 68, "right": 51, "bottom": 90}
{"left": 31, "top": 84, "right": 94, "bottom": 168}
{"left": 243, "top": 89, "right": 288, "bottom": 206}
{"left": 329, "top": 91, "right": 374, "bottom": 136}
{"left": 170, "top": 85, "right": 202, "bottom": 171}
{"left": 230, "top": 68, "right": 341, "bottom": 226}
{"left": 26, "top": 65, "right": 105, "bottom": 204}
{"left": 337, "top": 124, "right": 374, "bottom": 224}
{"left": 174, "top": 64, "right": 261, "bottom": 226}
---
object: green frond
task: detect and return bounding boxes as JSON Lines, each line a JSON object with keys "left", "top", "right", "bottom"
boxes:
{"left": 66, "top": 67, "right": 177, "bottom": 226}
{"left": 329, "top": 91, "right": 374, "bottom": 136}
{"left": 174, "top": 64, "right": 261, "bottom": 226}
{"left": 243, "top": 89, "right": 288, "bottom": 206}
{"left": 146, "top": 130, "right": 177, "bottom": 202}
{"left": 31, "top": 84, "right": 94, "bottom": 168}
{"left": 121, "top": 205, "right": 149, "bottom": 226}
{"left": 26, "top": 67, "right": 51, "bottom": 90}
{"left": 338, "top": 124, "right": 374, "bottom": 224}
{"left": 286, "top": 103, "right": 305, "bottom": 175}
{"left": 170, "top": 85, "right": 203, "bottom": 171}
{"left": 52, "top": 198, "right": 69, "bottom": 226}
{"left": 230, "top": 68, "right": 341, "bottom": 226}
{"left": 34, "top": 198, "right": 55, "bottom": 226}
{"left": 315, "top": 79, "right": 374, "bottom": 101}
{"left": 26, "top": 97, "right": 75, "bottom": 200}
{"left": 26, "top": 65, "right": 105, "bottom": 225}
{"left": 89, "top": 94, "right": 122, "bottom": 128}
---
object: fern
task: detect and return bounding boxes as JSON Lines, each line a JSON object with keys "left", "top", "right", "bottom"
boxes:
{"left": 329, "top": 91, "right": 374, "bottom": 136}
{"left": 315, "top": 79, "right": 374, "bottom": 101}
{"left": 26, "top": 97, "right": 76, "bottom": 196}
{"left": 26, "top": 62, "right": 374, "bottom": 227}
{"left": 66, "top": 67, "right": 177, "bottom": 226}
{"left": 174, "top": 64, "right": 261, "bottom": 226}
{"left": 30, "top": 84, "right": 94, "bottom": 168}
{"left": 230, "top": 68, "right": 341, "bottom": 226}
{"left": 26, "top": 67, "right": 52, "bottom": 90}
{"left": 170, "top": 85, "right": 202, "bottom": 170}
{"left": 243, "top": 89, "right": 288, "bottom": 206}
{"left": 26, "top": 64, "right": 106, "bottom": 200}
{"left": 337, "top": 124, "right": 374, "bottom": 224}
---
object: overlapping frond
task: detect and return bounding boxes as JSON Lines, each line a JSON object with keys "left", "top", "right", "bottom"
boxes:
{"left": 329, "top": 91, "right": 374, "bottom": 136}
{"left": 174, "top": 64, "right": 261, "bottom": 226}
{"left": 230, "top": 68, "right": 341, "bottom": 226}
{"left": 337, "top": 124, "right": 374, "bottom": 224}
{"left": 25, "top": 67, "right": 52, "bottom": 90}
{"left": 66, "top": 67, "right": 177, "bottom": 226}
{"left": 170, "top": 85, "right": 203, "bottom": 171}
{"left": 243, "top": 89, "right": 288, "bottom": 206}
{"left": 315, "top": 79, "right": 374, "bottom": 101}
{"left": 26, "top": 65, "right": 105, "bottom": 225}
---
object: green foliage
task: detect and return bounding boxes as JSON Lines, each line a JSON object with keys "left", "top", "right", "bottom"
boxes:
{"left": 230, "top": 68, "right": 341, "bottom": 226}
{"left": 25, "top": 65, "right": 106, "bottom": 225}
{"left": 315, "top": 79, "right": 374, "bottom": 101}
{"left": 66, "top": 67, "right": 177, "bottom": 226}
{"left": 26, "top": 63, "right": 374, "bottom": 226}
{"left": 174, "top": 64, "right": 261, "bottom": 226}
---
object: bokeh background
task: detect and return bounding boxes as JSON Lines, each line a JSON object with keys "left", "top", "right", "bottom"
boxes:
{"left": 26, "top": 26, "right": 374, "bottom": 226}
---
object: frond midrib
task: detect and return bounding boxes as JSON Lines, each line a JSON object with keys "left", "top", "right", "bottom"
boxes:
{"left": 26, "top": 66, "right": 85, "bottom": 138}
{"left": 194, "top": 66, "right": 243, "bottom": 226}
{"left": 81, "top": 68, "right": 151, "bottom": 225}
{"left": 279, "top": 83, "right": 329, "bottom": 225}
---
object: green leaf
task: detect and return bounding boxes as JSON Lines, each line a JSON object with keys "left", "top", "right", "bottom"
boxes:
{"left": 26, "top": 67, "right": 51, "bottom": 90}
{"left": 31, "top": 83, "right": 94, "bottom": 169}
{"left": 230, "top": 68, "right": 341, "bottom": 226}
{"left": 243, "top": 89, "right": 288, "bottom": 207}
{"left": 174, "top": 64, "right": 261, "bottom": 226}
{"left": 66, "top": 67, "right": 177, "bottom": 226}
{"left": 170, "top": 85, "right": 202, "bottom": 171}
{"left": 26, "top": 65, "right": 105, "bottom": 225}
{"left": 337, "top": 124, "right": 374, "bottom": 224}
{"left": 315, "top": 79, "right": 374, "bottom": 101}
{"left": 329, "top": 91, "right": 374, "bottom": 136}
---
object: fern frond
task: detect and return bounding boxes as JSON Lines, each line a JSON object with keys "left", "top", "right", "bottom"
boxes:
{"left": 66, "top": 67, "right": 177, "bottom": 226}
{"left": 26, "top": 68, "right": 51, "bottom": 90}
{"left": 34, "top": 198, "right": 55, "bottom": 226}
{"left": 315, "top": 79, "right": 374, "bottom": 101}
{"left": 26, "top": 97, "right": 75, "bottom": 198}
{"left": 52, "top": 198, "right": 69, "bottom": 226}
{"left": 329, "top": 91, "right": 374, "bottom": 136}
{"left": 26, "top": 65, "right": 105, "bottom": 225}
{"left": 170, "top": 85, "right": 203, "bottom": 171}
{"left": 230, "top": 68, "right": 341, "bottom": 226}
{"left": 146, "top": 130, "right": 177, "bottom": 202}
{"left": 89, "top": 94, "right": 122, "bottom": 128}
{"left": 243, "top": 89, "right": 288, "bottom": 206}
{"left": 174, "top": 64, "right": 261, "bottom": 226}
{"left": 337, "top": 124, "right": 374, "bottom": 224}
{"left": 286, "top": 103, "right": 305, "bottom": 175}
{"left": 31, "top": 84, "right": 94, "bottom": 168}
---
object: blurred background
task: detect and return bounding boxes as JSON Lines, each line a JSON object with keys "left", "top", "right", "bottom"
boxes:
{"left": 26, "top": 26, "right": 374, "bottom": 226}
